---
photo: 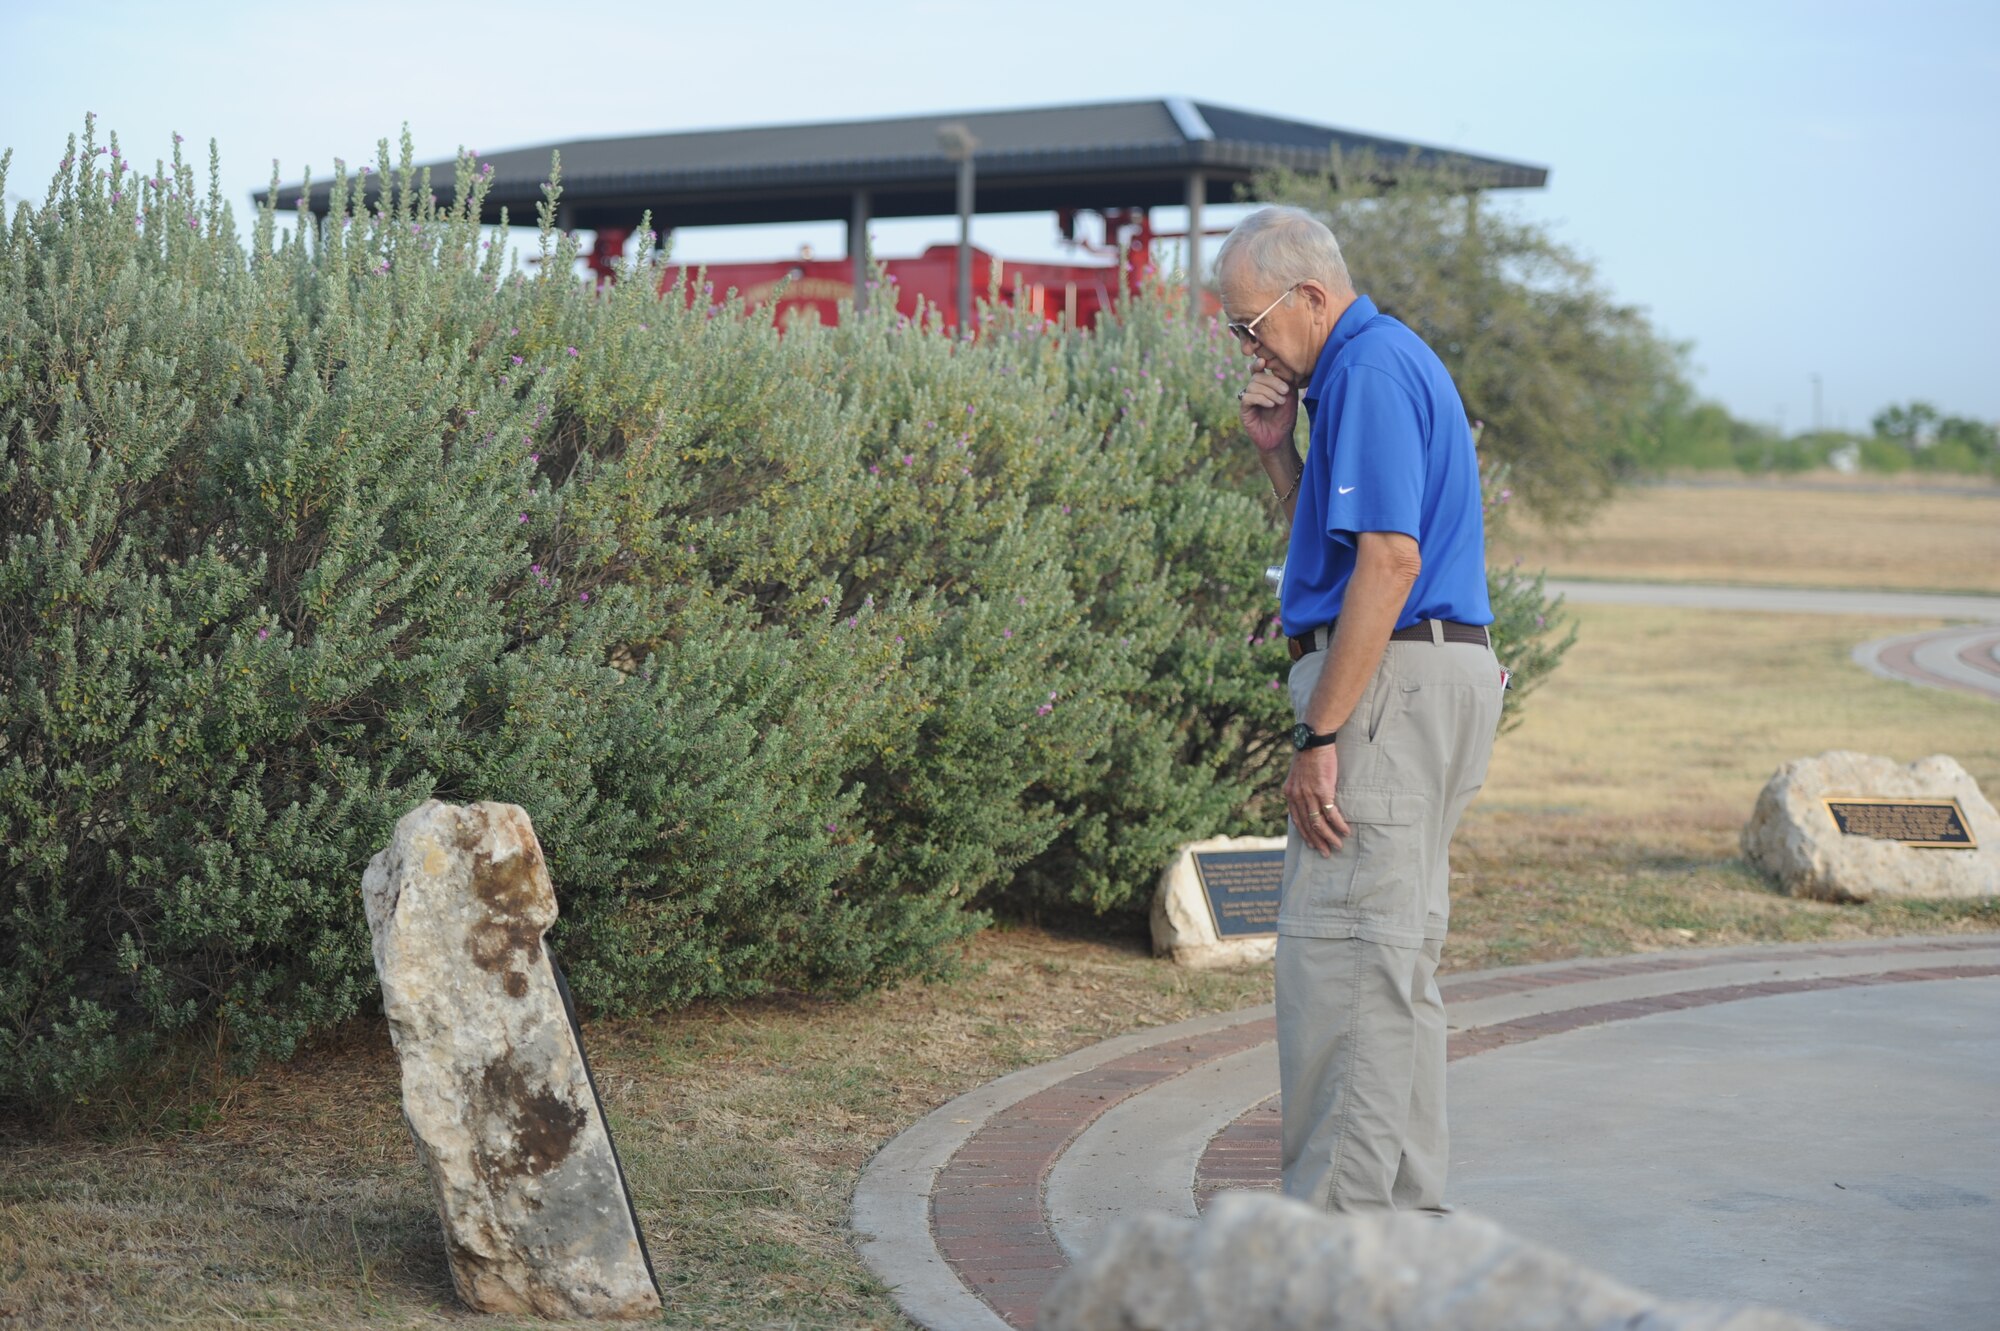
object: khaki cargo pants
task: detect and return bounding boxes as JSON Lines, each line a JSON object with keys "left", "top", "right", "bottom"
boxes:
{"left": 1276, "top": 626, "right": 1503, "bottom": 1212}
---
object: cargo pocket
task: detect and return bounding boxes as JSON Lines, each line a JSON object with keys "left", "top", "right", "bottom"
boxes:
{"left": 1278, "top": 787, "right": 1429, "bottom": 945}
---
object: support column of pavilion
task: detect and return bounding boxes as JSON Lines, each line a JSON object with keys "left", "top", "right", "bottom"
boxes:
{"left": 849, "top": 189, "right": 871, "bottom": 314}
{"left": 1186, "top": 170, "right": 1206, "bottom": 321}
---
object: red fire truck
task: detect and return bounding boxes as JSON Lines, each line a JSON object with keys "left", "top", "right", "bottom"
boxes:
{"left": 615, "top": 208, "right": 1221, "bottom": 331}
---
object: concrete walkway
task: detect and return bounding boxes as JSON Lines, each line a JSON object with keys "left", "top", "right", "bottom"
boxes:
{"left": 1543, "top": 578, "right": 2000, "bottom": 623}
{"left": 853, "top": 935, "right": 2000, "bottom": 1331}
{"left": 1544, "top": 580, "right": 2000, "bottom": 702}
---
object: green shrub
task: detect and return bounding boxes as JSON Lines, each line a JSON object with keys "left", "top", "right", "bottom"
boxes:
{"left": 0, "top": 123, "right": 1574, "bottom": 1106}
{"left": 1913, "top": 438, "right": 1982, "bottom": 474}
{"left": 1858, "top": 437, "right": 1912, "bottom": 473}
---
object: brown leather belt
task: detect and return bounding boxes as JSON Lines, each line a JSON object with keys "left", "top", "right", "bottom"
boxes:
{"left": 1287, "top": 618, "right": 1491, "bottom": 662}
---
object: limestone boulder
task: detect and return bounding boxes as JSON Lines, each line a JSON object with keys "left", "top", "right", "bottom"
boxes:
{"left": 1040, "top": 1191, "right": 1827, "bottom": 1331}
{"left": 361, "top": 800, "right": 660, "bottom": 1319}
{"left": 1741, "top": 751, "right": 1998, "bottom": 901}
{"left": 1151, "top": 835, "right": 1285, "bottom": 969}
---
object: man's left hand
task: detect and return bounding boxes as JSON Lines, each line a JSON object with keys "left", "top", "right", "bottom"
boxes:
{"left": 1285, "top": 744, "right": 1350, "bottom": 856}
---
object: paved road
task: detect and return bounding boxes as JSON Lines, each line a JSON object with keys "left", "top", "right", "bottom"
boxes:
{"left": 1544, "top": 579, "right": 2000, "bottom": 622}
{"left": 1631, "top": 477, "right": 2000, "bottom": 499}
{"left": 1544, "top": 580, "right": 2000, "bottom": 702}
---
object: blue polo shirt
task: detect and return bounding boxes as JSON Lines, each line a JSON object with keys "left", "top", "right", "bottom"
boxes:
{"left": 1279, "top": 294, "right": 1492, "bottom": 636}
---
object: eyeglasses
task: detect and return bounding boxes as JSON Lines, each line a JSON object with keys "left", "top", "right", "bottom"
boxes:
{"left": 1226, "top": 283, "right": 1301, "bottom": 346}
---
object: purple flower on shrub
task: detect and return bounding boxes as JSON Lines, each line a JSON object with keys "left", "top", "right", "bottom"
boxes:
{"left": 579, "top": 592, "right": 589, "bottom": 603}
{"left": 565, "top": 346, "right": 579, "bottom": 357}
{"left": 1269, "top": 679, "right": 1283, "bottom": 689}
{"left": 869, "top": 464, "right": 880, "bottom": 475}
{"left": 900, "top": 454, "right": 914, "bottom": 466}
{"left": 1036, "top": 704, "right": 1053, "bottom": 716}
{"left": 510, "top": 354, "right": 523, "bottom": 365}
{"left": 257, "top": 628, "right": 270, "bottom": 641}
{"left": 1002, "top": 629, "right": 1013, "bottom": 639}
{"left": 519, "top": 513, "right": 530, "bottom": 523}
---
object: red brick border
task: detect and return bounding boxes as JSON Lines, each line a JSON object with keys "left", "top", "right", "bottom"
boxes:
{"left": 1873, "top": 628, "right": 2000, "bottom": 699}
{"left": 928, "top": 939, "right": 2000, "bottom": 1329}
{"left": 1959, "top": 632, "right": 2000, "bottom": 680}
{"left": 931, "top": 1019, "right": 1276, "bottom": 1325}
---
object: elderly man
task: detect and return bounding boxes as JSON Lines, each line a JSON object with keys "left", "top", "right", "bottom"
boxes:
{"left": 1220, "top": 205, "right": 1504, "bottom": 1214}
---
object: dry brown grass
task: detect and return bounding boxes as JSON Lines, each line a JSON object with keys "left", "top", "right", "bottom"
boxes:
{"left": 4, "top": 599, "right": 1998, "bottom": 1328}
{"left": 1491, "top": 479, "right": 2000, "bottom": 593}
{"left": 1448, "top": 602, "right": 2000, "bottom": 967}
{"left": 0, "top": 934, "right": 1276, "bottom": 1329}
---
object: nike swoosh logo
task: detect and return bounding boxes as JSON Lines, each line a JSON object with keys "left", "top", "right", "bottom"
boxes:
{"left": 1338, "top": 486, "right": 1357, "bottom": 495}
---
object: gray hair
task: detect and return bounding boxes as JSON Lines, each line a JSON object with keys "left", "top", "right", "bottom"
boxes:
{"left": 1215, "top": 206, "right": 1352, "bottom": 294}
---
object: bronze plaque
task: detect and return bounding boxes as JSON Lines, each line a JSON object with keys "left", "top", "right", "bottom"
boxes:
{"left": 1193, "top": 849, "right": 1284, "bottom": 937}
{"left": 1823, "top": 797, "right": 1977, "bottom": 849}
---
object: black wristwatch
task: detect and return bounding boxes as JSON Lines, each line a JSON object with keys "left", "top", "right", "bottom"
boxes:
{"left": 1291, "top": 722, "right": 1338, "bottom": 752}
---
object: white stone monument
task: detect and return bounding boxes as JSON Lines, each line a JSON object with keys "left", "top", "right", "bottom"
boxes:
{"left": 1151, "top": 835, "right": 1286, "bottom": 968}
{"left": 1741, "top": 751, "right": 1996, "bottom": 902}
{"left": 362, "top": 800, "right": 660, "bottom": 1319}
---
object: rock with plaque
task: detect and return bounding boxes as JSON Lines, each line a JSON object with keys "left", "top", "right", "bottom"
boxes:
{"left": 1742, "top": 751, "right": 1998, "bottom": 902}
{"left": 1151, "top": 835, "right": 1285, "bottom": 968}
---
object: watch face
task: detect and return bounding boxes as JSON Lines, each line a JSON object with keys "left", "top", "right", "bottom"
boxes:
{"left": 1291, "top": 722, "right": 1313, "bottom": 752}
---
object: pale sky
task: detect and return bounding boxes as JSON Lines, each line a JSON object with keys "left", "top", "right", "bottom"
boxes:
{"left": 4, "top": 0, "right": 1996, "bottom": 431}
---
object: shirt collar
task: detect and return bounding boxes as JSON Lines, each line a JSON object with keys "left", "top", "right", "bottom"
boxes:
{"left": 1302, "top": 294, "right": 1379, "bottom": 406}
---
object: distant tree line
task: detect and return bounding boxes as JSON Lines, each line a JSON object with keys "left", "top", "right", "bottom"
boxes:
{"left": 1615, "top": 389, "right": 1997, "bottom": 479}
{"left": 1255, "top": 158, "right": 1995, "bottom": 492}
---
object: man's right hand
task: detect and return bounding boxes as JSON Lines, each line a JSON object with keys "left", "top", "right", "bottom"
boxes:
{"left": 1239, "top": 359, "right": 1300, "bottom": 453}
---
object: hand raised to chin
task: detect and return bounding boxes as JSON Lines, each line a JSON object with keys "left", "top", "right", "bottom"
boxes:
{"left": 1239, "top": 358, "right": 1300, "bottom": 454}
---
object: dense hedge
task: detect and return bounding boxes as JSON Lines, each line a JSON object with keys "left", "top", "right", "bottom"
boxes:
{"left": 0, "top": 125, "right": 1573, "bottom": 1105}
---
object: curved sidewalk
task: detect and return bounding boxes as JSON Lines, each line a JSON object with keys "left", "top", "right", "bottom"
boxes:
{"left": 1541, "top": 579, "right": 2000, "bottom": 702}
{"left": 1853, "top": 623, "right": 2000, "bottom": 701}
{"left": 852, "top": 935, "right": 2000, "bottom": 1331}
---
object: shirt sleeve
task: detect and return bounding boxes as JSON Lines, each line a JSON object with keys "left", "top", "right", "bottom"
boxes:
{"left": 1314, "top": 365, "right": 1426, "bottom": 547}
